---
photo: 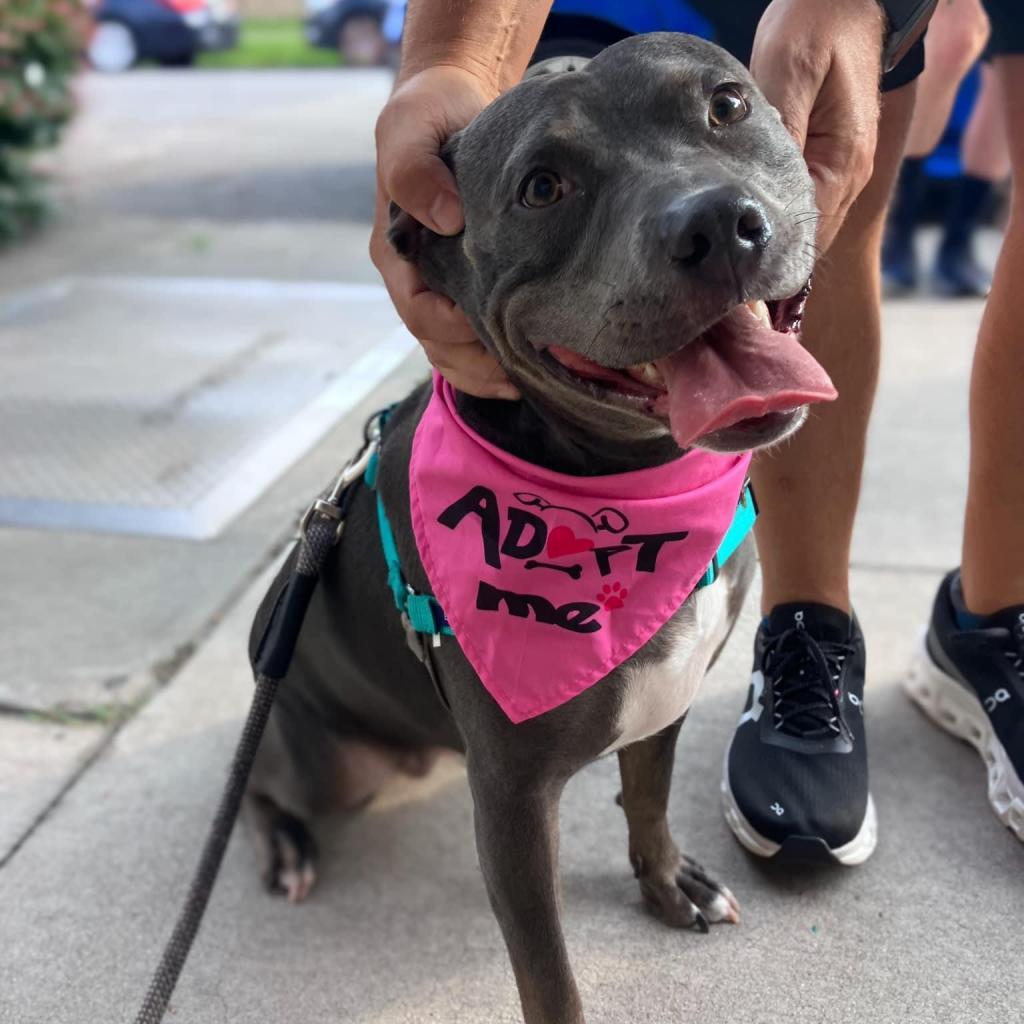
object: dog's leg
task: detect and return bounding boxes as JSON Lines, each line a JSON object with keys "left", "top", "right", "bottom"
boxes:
{"left": 618, "top": 719, "right": 740, "bottom": 930}
{"left": 468, "top": 768, "right": 585, "bottom": 1024}
{"left": 244, "top": 681, "right": 436, "bottom": 903}
{"left": 245, "top": 791, "right": 318, "bottom": 903}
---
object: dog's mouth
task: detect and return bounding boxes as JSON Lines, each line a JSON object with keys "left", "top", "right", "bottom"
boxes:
{"left": 543, "top": 284, "right": 836, "bottom": 448}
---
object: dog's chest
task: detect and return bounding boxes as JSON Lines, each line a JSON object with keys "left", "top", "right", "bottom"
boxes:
{"left": 601, "top": 580, "right": 732, "bottom": 755}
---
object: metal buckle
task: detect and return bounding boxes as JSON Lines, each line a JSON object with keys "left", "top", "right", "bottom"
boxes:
{"left": 298, "top": 419, "right": 383, "bottom": 542}
{"left": 299, "top": 498, "right": 347, "bottom": 542}
{"left": 326, "top": 432, "right": 379, "bottom": 504}
{"left": 401, "top": 612, "right": 427, "bottom": 663}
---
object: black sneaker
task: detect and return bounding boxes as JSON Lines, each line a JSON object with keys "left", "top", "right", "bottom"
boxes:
{"left": 722, "top": 603, "right": 877, "bottom": 865}
{"left": 905, "top": 571, "right": 1024, "bottom": 840}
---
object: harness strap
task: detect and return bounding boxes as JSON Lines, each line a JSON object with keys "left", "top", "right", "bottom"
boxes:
{"left": 696, "top": 481, "right": 758, "bottom": 589}
{"left": 366, "top": 447, "right": 454, "bottom": 643}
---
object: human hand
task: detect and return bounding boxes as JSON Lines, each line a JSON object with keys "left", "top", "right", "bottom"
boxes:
{"left": 370, "top": 65, "right": 519, "bottom": 399}
{"left": 750, "top": 0, "right": 886, "bottom": 251}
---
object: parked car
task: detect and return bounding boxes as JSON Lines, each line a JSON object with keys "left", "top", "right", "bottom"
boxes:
{"left": 86, "top": 0, "right": 238, "bottom": 72}
{"left": 306, "top": 0, "right": 714, "bottom": 67}
{"left": 305, "top": 0, "right": 391, "bottom": 66}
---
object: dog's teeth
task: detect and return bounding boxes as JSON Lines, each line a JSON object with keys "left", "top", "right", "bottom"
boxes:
{"left": 746, "top": 299, "right": 772, "bottom": 328}
{"left": 626, "top": 362, "right": 664, "bottom": 387}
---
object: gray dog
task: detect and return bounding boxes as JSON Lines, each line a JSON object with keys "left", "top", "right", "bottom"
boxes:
{"left": 247, "top": 33, "right": 832, "bottom": 1024}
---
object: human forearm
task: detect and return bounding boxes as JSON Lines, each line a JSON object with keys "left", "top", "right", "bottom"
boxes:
{"left": 399, "top": 0, "right": 554, "bottom": 93}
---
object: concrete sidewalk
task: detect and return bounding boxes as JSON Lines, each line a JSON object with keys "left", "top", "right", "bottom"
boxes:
{"left": 3, "top": 297, "right": 1023, "bottom": 1024}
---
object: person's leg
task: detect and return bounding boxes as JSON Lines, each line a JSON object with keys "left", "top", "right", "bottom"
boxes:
{"left": 962, "top": 62, "right": 1011, "bottom": 180}
{"left": 959, "top": 55, "right": 1024, "bottom": 613}
{"left": 753, "top": 85, "right": 917, "bottom": 615}
{"left": 722, "top": 85, "right": 917, "bottom": 866}
{"left": 934, "top": 62, "right": 1010, "bottom": 296}
{"left": 904, "top": 13, "right": 1024, "bottom": 843}
{"left": 883, "top": 0, "right": 989, "bottom": 294}
{"left": 906, "top": 0, "right": 991, "bottom": 159}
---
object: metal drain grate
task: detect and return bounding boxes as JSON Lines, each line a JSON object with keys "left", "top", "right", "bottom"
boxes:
{"left": 0, "top": 276, "right": 416, "bottom": 539}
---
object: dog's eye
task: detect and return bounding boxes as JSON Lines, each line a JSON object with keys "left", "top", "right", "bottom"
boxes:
{"left": 708, "top": 85, "right": 749, "bottom": 127}
{"left": 520, "top": 169, "right": 565, "bottom": 208}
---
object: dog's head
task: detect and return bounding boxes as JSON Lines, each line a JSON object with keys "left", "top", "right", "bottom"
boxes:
{"left": 389, "top": 33, "right": 835, "bottom": 453}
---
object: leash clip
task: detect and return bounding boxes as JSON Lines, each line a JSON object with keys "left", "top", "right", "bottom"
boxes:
{"left": 328, "top": 431, "right": 380, "bottom": 503}
{"left": 299, "top": 424, "right": 382, "bottom": 543}
{"left": 299, "top": 498, "right": 348, "bottom": 543}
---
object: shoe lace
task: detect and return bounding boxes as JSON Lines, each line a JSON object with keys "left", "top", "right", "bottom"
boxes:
{"left": 763, "top": 627, "right": 856, "bottom": 740}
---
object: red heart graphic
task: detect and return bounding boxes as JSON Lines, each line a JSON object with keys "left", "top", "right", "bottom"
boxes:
{"left": 547, "top": 526, "right": 595, "bottom": 559}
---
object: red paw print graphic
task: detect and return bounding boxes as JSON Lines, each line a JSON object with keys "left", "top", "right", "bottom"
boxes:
{"left": 597, "top": 581, "right": 629, "bottom": 611}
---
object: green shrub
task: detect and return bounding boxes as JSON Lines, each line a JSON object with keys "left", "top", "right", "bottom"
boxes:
{"left": 0, "top": 0, "right": 89, "bottom": 241}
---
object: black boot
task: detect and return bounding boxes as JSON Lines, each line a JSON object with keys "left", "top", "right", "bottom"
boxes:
{"left": 882, "top": 157, "right": 926, "bottom": 295}
{"left": 933, "top": 174, "right": 995, "bottom": 298}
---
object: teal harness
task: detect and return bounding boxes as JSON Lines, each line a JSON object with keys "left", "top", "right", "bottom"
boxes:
{"left": 365, "top": 445, "right": 455, "bottom": 641}
{"left": 364, "top": 426, "right": 758, "bottom": 646}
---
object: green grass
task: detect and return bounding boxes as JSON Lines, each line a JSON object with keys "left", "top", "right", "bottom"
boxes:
{"left": 197, "top": 18, "right": 341, "bottom": 69}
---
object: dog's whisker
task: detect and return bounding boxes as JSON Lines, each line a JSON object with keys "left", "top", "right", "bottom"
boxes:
{"left": 583, "top": 320, "right": 613, "bottom": 360}
{"left": 577, "top": 297, "right": 629, "bottom": 362}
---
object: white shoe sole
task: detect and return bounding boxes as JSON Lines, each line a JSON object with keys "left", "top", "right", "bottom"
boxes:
{"left": 720, "top": 747, "right": 878, "bottom": 866}
{"left": 905, "top": 630, "right": 1024, "bottom": 841}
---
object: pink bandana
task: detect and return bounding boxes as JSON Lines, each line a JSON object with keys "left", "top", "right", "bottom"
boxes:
{"left": 409, "top": 375, "right": 751, "bottom": 723}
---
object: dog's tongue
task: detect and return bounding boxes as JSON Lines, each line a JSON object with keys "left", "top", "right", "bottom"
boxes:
{"left": 655, "top": 306, "right": 837, "bottom": 448}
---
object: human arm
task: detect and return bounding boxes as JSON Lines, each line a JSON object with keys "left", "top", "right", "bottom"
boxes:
{"left": 369, "top": 2, "right": 554, "bottom": 398}
{"left": 750, "top": 0, "right": 934, "bottom": 252}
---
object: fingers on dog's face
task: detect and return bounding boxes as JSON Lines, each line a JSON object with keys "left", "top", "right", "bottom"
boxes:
{"left": 380, "top": 256, "right": 474, "bottom": 344}
{"left": 421, "top": 335, "right": 520, "bottom": 400}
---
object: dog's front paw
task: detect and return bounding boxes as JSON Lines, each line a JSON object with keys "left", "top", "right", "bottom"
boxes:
{"left": 632, "top": 851, "right": 740, "bottom": 932}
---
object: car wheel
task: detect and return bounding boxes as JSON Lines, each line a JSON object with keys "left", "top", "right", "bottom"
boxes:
{"left": 87, "top": 20, "right": 139, "bottom": 73}
{"left": 339, "top": 14, "right": 386, "bottom": 66}
{"left": 159, "top": 53, "right": 196, "bottom": 68}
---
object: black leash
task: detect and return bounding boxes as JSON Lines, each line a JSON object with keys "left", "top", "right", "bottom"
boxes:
{"left": 133, "top": 423, "right": 380, "bottom": 1024}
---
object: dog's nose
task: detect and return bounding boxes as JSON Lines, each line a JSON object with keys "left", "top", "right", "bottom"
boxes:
{"left": 662, "top": 186, "right": 773, "bottom": 271}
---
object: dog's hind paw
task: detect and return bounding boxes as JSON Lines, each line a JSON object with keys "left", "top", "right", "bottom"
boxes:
{"left": 263, "top": 814, "right": 318, "bottom": 904}
{"left": 634, "top": 851, "right": 740, "bottom": 931}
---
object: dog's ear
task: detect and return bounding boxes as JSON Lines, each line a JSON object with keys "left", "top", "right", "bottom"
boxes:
{"left": 384, "top": 136, "right": 476, "bottom": 312}
{"left": 524, "top": 55, "right": 591, "bottom": 79}
{"left": 386, "top": 132, "right": 464, "bottom": 265}
{"left": 387, "top": 203, "right": 431, "bottom": 263}
{"left": 386, "top": 201, "right": 471, "bottom": 309}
